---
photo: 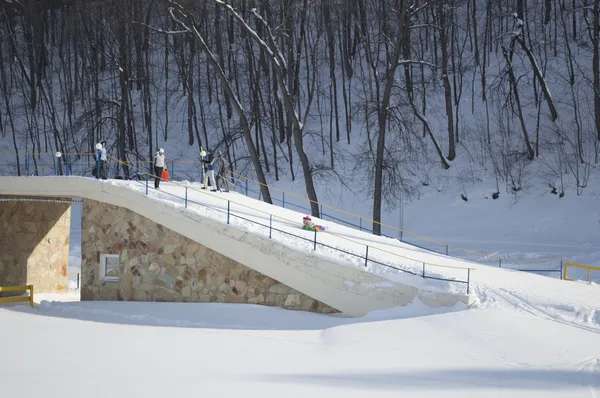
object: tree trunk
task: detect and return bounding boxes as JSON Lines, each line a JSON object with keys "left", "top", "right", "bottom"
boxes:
{"left": 439, "top": 2, "right": 455, "bottom": 160}
{"left": 118, "top": 2, "right": 130, "bottom": 178}
{"left": 594, "top": 0, "right": 600, "bottom": 140}
{"left": 372, "top": 4, "right": 410, "bottom": 235}
{"left": 515, "top": 36, "right": 558, "bottom": 121}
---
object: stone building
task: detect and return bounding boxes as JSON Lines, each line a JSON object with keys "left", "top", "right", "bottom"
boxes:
{"left": 81, "top": 199, "right": 338, "bottom": 314}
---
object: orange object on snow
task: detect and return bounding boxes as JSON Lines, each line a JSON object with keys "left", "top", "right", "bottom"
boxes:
{"left": 162, "top": 169, "right": 170, "bottom": 182}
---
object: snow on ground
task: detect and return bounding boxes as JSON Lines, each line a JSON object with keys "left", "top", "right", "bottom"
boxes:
{"left": 1, "top": 299, "right": 598, "bottom": 398}
{"left": 1, "top": 176, "right": 599, "bottom": 397}
{"left": 91, "top": 178, "right": 598, "bottom": 332}
{"left": 401, "top": 173, "right": 600, "bottom": 267}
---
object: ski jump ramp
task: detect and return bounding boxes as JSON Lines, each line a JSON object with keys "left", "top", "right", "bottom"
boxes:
{"left": 0, "top": 176, "right": 474, "bottom": 316}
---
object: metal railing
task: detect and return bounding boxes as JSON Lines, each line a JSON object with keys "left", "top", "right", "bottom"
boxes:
{"left": 0, "top": 152, "right": 565, "bottom": 284}
{"left": 110, "top": 156, "right": 475, "bottom": 294}
{"left": 563, "top": 261, "right": 600, "bottom": 282}
{"left": 228, "top": 172, "right": 564, "bottom": 277}
{"left": 0, "top": 152, "right": 569, "bottom": 265}
{"left": 68, "top": 272, "right": 81, "bottom": 290}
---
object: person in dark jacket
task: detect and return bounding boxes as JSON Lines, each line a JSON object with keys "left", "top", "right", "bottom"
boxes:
{"left": 202, "top": 150, "right": 217, "bottom": 192}
{"left": 93, "top": 140, "right": 108, "bottom": 179}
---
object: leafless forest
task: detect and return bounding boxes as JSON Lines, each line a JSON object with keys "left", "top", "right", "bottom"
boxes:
{"left": 0, "top": 0, "right": 598, "bottom": 232}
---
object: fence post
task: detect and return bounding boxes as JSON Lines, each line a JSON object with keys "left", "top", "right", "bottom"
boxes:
{"left": 422, "top": 263, "right": 426, "bottom": 277}
{"left": 65, "top": 157, "right": 69, "bottom": 176}
{"left": 400, "top": 230, "right": 403, "bottom": 242}
{"left": 170, "top": 161, "right": 174, "bottom": 181}
{"left": 97, "top": 155, "right": 101, "bottom": 179}
{"left": 26, "top": 154, "right": 30, "bottom": 176}
{"left": 359, "top": 217, "right": 362, "bottom": 231}
{"left": 365, "top": 246, "right": 369, "bottom": 268}
{"left": 320, "top": 204, "right": 323, "bottom": 219}
{"left": 185, "top": 187, "right": 188, "bottom": 208}
{"left": 269, "top": 214, "right": 272, "bottom": 239}
{"left": 245, "top": 179, "right": 248, "bottom": 196}
{"left": 282, "top": 192, "right": 285, "bottom": 208}
{"left": 227, "top": 201, "right": 231, "bottom": 224}
{"left": 29, "top": 285, "right": 34, "bottom": 308}
{"left": 259, "top": 190, "right": 262, "bottom": 201}
{"left": 445, "top": 245, "right": 448, "bottom": 255}
{"left": 313, "top": 229, "right": 317, "bottom": 250}
{"left": 145, "top": 176, "right": 148, "bottom": 195}
{"left": 467, "top": 269, "right": 471, "bottom": 295}
{"left": 499, "top": 258, "right": 502, "bottom": 268}
{"left": 560, "top": 259, "right": 563, "bottom": 280}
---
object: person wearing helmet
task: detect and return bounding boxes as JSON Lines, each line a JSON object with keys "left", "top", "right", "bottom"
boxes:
{"left": 154, "top": 148, "right": 166, "bottom": 189}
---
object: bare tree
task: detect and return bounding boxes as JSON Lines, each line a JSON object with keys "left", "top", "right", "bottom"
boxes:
{"left": 593, "top": 0, "right": 600, "bottom": 140}
{"left": 167, "top": 0, "right": 273, "bottom": 204}
{"left": 214, "top": 0, "right": 321, "bottom": 216}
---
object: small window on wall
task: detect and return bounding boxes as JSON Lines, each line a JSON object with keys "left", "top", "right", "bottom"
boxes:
{"left": 99, "top": 254, "right": 120, "bottom": 281}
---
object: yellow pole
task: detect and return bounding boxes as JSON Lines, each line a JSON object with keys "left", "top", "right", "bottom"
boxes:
{"left": 29, "top": 285, "right": 34, "bottom": 308}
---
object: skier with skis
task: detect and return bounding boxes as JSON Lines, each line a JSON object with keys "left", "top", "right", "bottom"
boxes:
{"left": 202, "top": 150, "right": 217, "bottom": 192}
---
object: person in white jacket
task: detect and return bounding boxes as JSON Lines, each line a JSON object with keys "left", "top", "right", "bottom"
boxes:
{"left": 94, "top": 140, "right": 108, "bottom": 179}
{"left": 154, "top": 148, "right": 166, "bottom": 189}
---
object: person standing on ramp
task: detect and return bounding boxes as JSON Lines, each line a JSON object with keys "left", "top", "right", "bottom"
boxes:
{"left": 154, "top": 148, "right": 166, "bottom": 189}
{"left": 202, "top": 150, "right": 217, "bottom": 192}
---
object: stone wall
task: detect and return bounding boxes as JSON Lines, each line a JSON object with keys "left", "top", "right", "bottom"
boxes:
{"left": 0, "top": 196, "right": 71, "bottom": 294}
{"left": 81, "top": 199, "right": 338, "bottom": 314}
